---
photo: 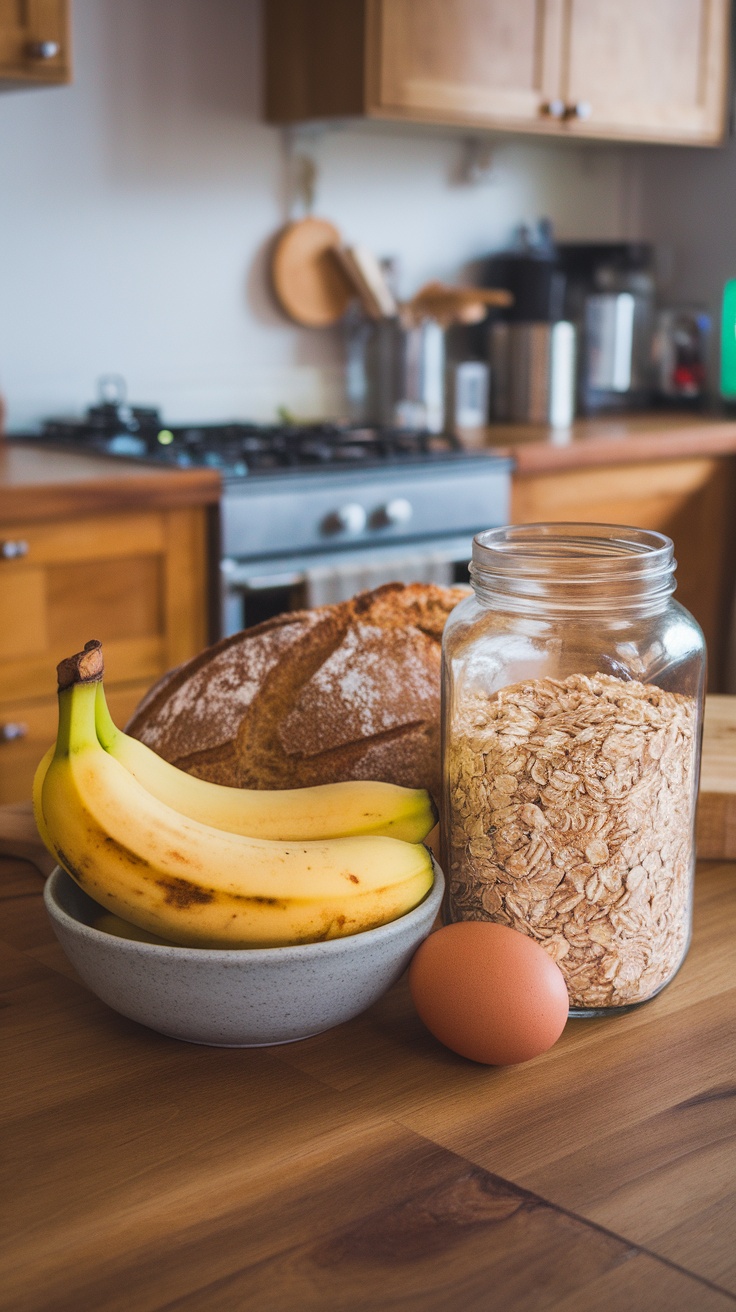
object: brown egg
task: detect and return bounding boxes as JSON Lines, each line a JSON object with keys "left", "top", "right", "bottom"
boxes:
{"left": 409, "top": 921, "right": 569, "bottom": 1065}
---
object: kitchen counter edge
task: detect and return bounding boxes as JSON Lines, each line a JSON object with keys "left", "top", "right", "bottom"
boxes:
{"left": 0, "top": 441, "right": 221, "bottom": 523}
{"left": 472, "top": 412, "right": 736, "bottom": 474}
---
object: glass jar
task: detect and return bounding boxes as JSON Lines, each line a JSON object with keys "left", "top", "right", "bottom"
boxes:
{"left": 441, "top": 523, "right": 705, "bottom": 1017}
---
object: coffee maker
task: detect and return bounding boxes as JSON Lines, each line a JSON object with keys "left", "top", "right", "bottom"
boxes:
{"left": 484, "top": 222, "right": 576, "bottom": 427}
{"left": 557, "top": 242, "right": 656, "bottom": 414}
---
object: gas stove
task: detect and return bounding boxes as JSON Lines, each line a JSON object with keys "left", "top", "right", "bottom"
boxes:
{"left": 19, "top": 388, "right": 511, "bottom": 635}
{"left": 35, "top": 408, "right": 474, "bottom": 480}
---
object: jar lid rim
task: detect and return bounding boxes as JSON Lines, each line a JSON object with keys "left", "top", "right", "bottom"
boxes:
{"left": 473, "top": 523, "right": 673, "bottom": 568}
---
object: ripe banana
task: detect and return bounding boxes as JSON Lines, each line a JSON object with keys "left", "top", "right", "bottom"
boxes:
{"left": 39, "top": 646, "right": 434, "bottom": 947}
{"left": 33, "top": 641, "right": 436, "bottom": 844}
{"left": 94, "top": 911, "right": 178, "bottom": 946}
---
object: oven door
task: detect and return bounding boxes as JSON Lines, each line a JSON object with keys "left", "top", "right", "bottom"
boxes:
{"left": 220, "top": 534, "right": 476, "bottom": 635}
{"left": 219, "top": 454, "right": 511, "bottom": 634}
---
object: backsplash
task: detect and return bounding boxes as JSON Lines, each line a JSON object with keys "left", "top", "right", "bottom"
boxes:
{"left": 0, "top": 0, "right": 641, "bottom": 430}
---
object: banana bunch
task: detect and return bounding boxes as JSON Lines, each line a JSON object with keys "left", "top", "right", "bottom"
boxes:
{"left": 35, "top": 641, "right": 435, "bottom": 948}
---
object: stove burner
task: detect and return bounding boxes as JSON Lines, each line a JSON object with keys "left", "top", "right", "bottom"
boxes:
{"left": 33, "top": 415, "right": 465, "bottom": 477}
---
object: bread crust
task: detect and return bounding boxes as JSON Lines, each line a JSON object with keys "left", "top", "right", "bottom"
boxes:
{"left": 127, "top": 582, "right": 467, "bottom": 800}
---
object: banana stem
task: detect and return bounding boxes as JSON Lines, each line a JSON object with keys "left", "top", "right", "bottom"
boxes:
{"left": 95, "top": 681, "right": 120, "bottom": 751}
{"left": 55, "top": 682, "right": 98, "bottom": 758}
{"left": 54, "top": 640, "right": 105, "bottom": 758}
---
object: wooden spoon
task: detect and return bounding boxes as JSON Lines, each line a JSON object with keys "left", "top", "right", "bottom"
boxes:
{"left": 401, "top": 280, "right": 513, "bottom": 329}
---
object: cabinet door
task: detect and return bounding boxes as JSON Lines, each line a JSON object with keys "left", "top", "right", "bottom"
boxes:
{"left": 0, "top": 507, "right": 209, "bottom": 801}
{"left": 0, "top": 0, "right": 70, "bottom": 85}
{"left": 369, "top": 0, "right": 564, "bottom": 128}
{"left": 560, "top": 0, "right": 729, "bottom": 144}
{"left": 0, "top": 508, "right": 209, "bottom": 704}
{"left": 511, "top": 457, "right": 734, "bottom": 692}
{"left": 0, "top": 683, "right": 153, "bottom": 806}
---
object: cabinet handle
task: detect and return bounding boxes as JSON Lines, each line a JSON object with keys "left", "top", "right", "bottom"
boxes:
{"left": 541, "top": 99, "right": 566, "bottom": 119}
{"left": 1, "top": 723, "right": 28, "bottom": 743}
{"left": 27, "top": 40, "right": 60, "bottom": 59}
{"left": 565, "top": 101, "right": 592, "bottom": 121}
{"left": 1, "top": 539, "right": 29, "bottom": 559}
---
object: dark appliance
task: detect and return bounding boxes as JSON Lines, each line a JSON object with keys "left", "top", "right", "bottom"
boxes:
{"left": 483, "top": 221, "right": 566, "bottom": 324}
{"left": 483, "top": 222, "right": 575, "bottom": 425}
{"left": 16, "top": 385, "right": 511, "bottom": 637}
{"left": 557, "top": 242, "right": 656, "bottom": 414}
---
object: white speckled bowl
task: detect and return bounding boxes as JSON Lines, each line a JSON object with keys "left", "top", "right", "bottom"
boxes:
{"left": 43, "top": 861, "right": 444, "bottom": 1047}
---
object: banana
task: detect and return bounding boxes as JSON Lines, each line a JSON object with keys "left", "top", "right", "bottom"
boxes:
{"left": 94, "top": 911, "right": 178, "bottom": 946}
{"left": 33, "top": 642, "right": 436, "bottom": 844}
{"left": 32, "top": 744, "right": 54, "bottom": 852}
{"left": 40, "top": 646, "right": 434, "bottom": 947}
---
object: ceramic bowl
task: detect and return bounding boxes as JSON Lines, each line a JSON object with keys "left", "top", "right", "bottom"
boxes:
{"left": 43, "top": 861, "right": 444, "bottom": 1047}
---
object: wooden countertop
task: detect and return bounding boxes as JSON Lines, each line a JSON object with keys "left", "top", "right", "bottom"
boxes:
{"left": 3, "top": 854, "right": 735, "bottom": 1311}
{"left": 0, "top": 441, "right": 221, "bottom": 523}
{"left": 471, "top": 411, "right": 736, "bottom": 474}
{"left": 4, "top": 414, "right": 736, "bottom": 521}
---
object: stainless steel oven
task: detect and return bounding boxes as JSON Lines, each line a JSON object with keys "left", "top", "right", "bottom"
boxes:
{"left": 219, "top": 455, "right": 511, "bottom": 634}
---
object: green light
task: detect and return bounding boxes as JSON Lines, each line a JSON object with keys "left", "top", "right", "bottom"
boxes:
{"left": 721, "top": 281, "right": 736, "bottom": 398}
{"left": 157, "top": 429, "right": 174, "bottom": 446}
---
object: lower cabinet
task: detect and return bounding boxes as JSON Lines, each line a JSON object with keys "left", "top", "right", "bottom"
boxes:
{"left": 511, "top": 456, "right": 736, "bottom": 693}
{"left": 0, "top": 683, "right": 153, "bottom": 806}
{"left": 0, "top": 506, "right": 211, "bottom": 802}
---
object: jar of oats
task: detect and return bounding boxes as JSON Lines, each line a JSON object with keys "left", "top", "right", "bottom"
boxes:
{"left": 442, "top": 524, "right": 705, "bottom": 1016}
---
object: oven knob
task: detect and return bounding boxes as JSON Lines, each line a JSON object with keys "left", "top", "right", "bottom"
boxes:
{"left": 323, "top": 503, "right": 367, "bottom": 536}
{"left": 378, "top": 497, "right": 413, "bottom": 528}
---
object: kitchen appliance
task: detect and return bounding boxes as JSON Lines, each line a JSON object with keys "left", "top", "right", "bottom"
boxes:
{"left": 489, "top": 321, "right": 576, "bottom": 426}
{"left": 557, "top": 242, "right": 656, "bottom": 413}
{"left": 484, "top": 225, "right": 576, "bottom": 426}
{"left": 483, "top": 225, "right": 566, "bottom": 326}
{"left": 18, "top": 389, "right": 511, "bottom": 637}
{"left": 654, "top": 306, "right": 710, "bottom": 403}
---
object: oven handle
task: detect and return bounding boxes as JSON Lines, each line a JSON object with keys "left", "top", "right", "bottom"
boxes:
{"left": 221, "top": 561, "right": 303, "bottom": 593}
{"left": 220, "top": 535, "right": 475, "bottom": 593}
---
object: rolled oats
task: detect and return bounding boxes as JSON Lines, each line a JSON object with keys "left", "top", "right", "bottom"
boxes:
{"left": 446, "top": 672, "right": 696, "bottom": 1010}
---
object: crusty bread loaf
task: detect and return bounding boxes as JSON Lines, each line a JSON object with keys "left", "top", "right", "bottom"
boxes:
{"left": 126, "top": 582, "right": 467, "bottom": 801}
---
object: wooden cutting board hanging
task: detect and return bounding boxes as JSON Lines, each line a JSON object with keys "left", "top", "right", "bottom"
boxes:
{"left": 270, "top": 217, "right": 354, "bottom": 327}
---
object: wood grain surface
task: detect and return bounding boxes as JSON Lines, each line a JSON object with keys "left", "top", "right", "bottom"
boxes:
{"left": 480, "top": 412, "right": 736, "bottom": 474}
{"left": 0, "top": 442, "right": 220, "bottom": 522}
{"left": 698, "top": 696, "right": 736, "bottom": 858}
{"left": 270, "top": 217, "right": 354, "bottom": 327}
{"left": 1, "top": 855, "right": 734, "bottom": 1311}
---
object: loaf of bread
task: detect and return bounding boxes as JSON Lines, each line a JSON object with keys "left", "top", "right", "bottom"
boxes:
{"left": 126, "top": 582, "right": 467, "bottom": 801}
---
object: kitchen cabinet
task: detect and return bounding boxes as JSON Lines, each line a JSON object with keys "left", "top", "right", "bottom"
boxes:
{"left": 0, "top": 0, "right": 70, "bottom": 87}
{"left": 265, "top": 0, "right": 731, "bottom": 145}
{"left": 511, "top": 455, "right": 736, "bottom": 693}
{"left": 0, "top": 505, "right": 211, "bottom": 803}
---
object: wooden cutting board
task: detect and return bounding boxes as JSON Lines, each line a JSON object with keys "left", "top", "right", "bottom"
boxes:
{"left": 695, "top": 694, "right": 736, "bottom": 859}
{"left": 270, "top": 217, "right": 354, "bottom": 327}
{"left": 3, "top": 696, "right": 736, "bottom": 873}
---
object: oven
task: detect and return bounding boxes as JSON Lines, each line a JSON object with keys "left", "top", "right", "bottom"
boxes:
{"left": 219, "top": 455, "right": 511, "bottom": 634}
{"left": 18, "top": 392, "right": 513, "bottom": 638}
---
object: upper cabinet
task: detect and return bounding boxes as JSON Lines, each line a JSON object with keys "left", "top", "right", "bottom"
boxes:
{"left": 560, "top": 0, "right": 730, "bottom": 143}
{"left": 375, "top": 0, "right": 559, "bottom": 127}
{"left": 0, "top": 0, "right": 71, "bottom": 87}
{"left": 264, "top": 0, "right": 731, "bottom": 146}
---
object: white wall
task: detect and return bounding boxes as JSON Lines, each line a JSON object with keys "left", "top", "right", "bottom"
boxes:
{"left": 0, "top": 0, "right": 639, "bottom": 430}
